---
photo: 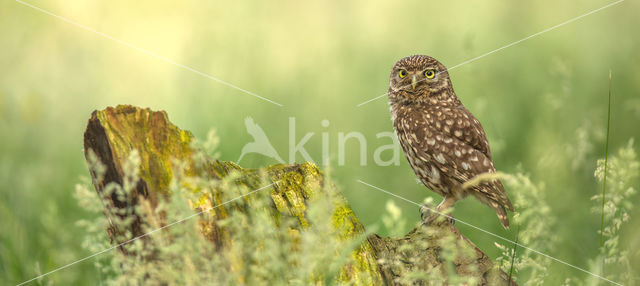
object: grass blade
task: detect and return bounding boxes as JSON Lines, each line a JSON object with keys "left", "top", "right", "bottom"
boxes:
{"left": 599, "top": 70, "right": 612, "bottom": 274}
{"left": 508, "top": 224, "right": 520, "bottom": 284}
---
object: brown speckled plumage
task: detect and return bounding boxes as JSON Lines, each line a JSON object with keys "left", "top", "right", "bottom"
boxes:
{"left": 388, "top": 55, "right": 514, "bottom": 228}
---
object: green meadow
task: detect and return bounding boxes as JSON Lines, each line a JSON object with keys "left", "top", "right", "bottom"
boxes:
{"left": 1, "top": 0, "right": 639, "bottom": 284}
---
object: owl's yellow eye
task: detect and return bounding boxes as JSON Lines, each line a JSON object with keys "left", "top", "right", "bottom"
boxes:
{"left": 424, "top": 70, "right": 435, "bottom": 79}
{"left": 398, "top": 70, "right": 407, "bottom": 78}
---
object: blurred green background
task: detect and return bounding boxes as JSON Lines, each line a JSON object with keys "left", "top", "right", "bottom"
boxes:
{"left": 1, "top": 0, "right": 639, "bottom": 284}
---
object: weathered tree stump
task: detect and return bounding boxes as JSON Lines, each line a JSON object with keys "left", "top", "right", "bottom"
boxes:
{"left": 83, "top": 105, "right": 514, "bottom": 285}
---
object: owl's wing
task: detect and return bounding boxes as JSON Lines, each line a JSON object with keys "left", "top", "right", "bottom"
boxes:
{"left": 409, "top": 121, "right": 514, "bottom": 212}
{"left": 423, "top": 105, "right": 492, "bottom": 160}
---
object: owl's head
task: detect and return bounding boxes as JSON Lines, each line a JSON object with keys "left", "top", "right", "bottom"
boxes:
{"left": 388, "top": 55, "right": 455, "bottom": 103}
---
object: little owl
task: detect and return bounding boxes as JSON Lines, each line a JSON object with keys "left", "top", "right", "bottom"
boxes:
{"left": 388, "top": 55, "right": 514, "bottom": 228}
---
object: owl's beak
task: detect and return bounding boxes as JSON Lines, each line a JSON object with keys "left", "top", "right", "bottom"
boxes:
{"left": 411, "top": 75, "right": 417, "bottom": 90}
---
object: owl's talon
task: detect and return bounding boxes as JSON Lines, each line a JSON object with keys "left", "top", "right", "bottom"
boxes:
{"left": 420, "top": 204, "right": 441, "bottom": 225}
{"left": 420, "top": 204, "right": 455, "bottom": 226}
{"left": 422, "top": 213, "right": 455, "bottom": 226}
{"left": 446, "top": 214, "right": 456, "bottom": 225}
{"left": 419, "top": 204, "right": 434, "bottom": 222}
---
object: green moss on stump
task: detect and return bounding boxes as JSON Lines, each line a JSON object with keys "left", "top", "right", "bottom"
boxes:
{"left": 84, "top": 105, "right": 382, "bottom": 284}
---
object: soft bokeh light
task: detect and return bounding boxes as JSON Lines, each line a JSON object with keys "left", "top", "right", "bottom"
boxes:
{"left": 1, "top": 0, "right": 639, "bottom": 284}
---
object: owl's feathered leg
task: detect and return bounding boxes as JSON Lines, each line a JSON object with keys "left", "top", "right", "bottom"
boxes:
{"left": 420, "top": 196, "right": 457, "bottom": 225}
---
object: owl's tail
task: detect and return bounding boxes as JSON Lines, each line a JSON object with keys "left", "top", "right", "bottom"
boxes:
{"left": 488, "top": 180, "right": 513, "bottom": 229}
{"left": 472, "top": 184, "right": 512, "bottom": 229}
{"left": 495, "top": 205, "right": 510, "bottom": 229}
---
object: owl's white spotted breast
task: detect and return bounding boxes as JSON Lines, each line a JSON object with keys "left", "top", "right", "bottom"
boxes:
{"left": 392, "top": 100, "right": 501, "bottom": 201}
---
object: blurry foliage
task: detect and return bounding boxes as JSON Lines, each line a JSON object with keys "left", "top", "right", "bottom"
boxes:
{"left": 2, "top": 0, "right": 640, "bottom": 284}
{"left": 73, "top": 135, "right": 370, "bottom": 285}
{"left": 586, "top": 139, "right": 639, "bottom": 285}
{"left": 495, "top": 141, "right": 639, "bottom": 286}
{"left": 495, "top": 172, "right": 557, "bottom": 285}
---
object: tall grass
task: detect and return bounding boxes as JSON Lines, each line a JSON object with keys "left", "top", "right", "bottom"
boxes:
{"left": 599, "top": 70, "right": 612, "bottom": 250}
{"left": 588, "top": 139, "right": 639, "bottom": 285}
{"left": 496, "top": 136, "right": 639, "bottom": 286}
{"left": 495, "top": 172, "right": 557, "bottom": 285}
{"left": 508, "top": 225, "right": 519, "bottom": 282}
{"left": 74, "top": 135, "right": 373, "bottom": 285}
